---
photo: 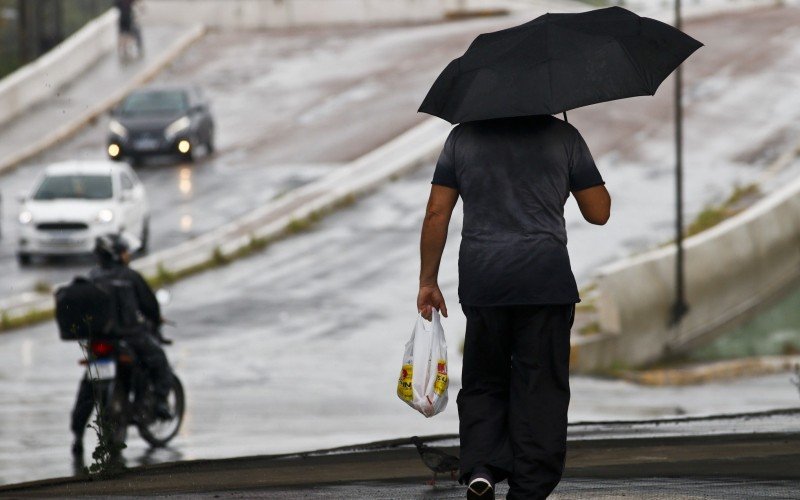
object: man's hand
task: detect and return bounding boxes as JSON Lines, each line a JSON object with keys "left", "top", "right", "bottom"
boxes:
{"left": 417, "top": 284, "right": 448, "bottom": 321}
{"left": 417, "top": 185, "right": 458, "bottom": 321}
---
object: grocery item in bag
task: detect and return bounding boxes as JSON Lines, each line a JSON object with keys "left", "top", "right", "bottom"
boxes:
{"left": 397, "top": 310, "right": 449, "bottom": 417}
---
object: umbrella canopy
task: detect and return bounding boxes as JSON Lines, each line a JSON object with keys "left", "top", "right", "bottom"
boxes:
{"left": 419, "top": 6, "right": 703, "bottom": 124}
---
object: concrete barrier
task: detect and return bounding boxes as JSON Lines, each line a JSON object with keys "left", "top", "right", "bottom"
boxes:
{"left": 0, "top": 10, "right": 118, "bottom": 128}
{"left": 573, "top": 172, "right": 800, "bottom": 372}
{"left": 143, "top": 0, "right": 446, "bottom": 28}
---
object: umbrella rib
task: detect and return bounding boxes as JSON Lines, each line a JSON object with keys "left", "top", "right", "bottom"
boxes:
{"left": 615, "top": 39, "right": 652, "bottom": 94}
{"left": 546, "top": 16, "right": 554, "bottom": 116}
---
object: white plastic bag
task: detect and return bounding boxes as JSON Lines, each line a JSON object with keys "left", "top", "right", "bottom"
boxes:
{"left": 396, "top": 309, "right": 449, "bottom": 417}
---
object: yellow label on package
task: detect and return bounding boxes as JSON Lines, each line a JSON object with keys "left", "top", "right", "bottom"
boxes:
{"left": 397, "top": 364, "right": 413, "bottom": 402}
{"left": 434, "top": 359, "right": 448, "bottom": 395}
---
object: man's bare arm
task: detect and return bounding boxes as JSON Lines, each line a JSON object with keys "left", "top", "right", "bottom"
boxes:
{"left": 572, "top": 184, "right": 611, "bottom": 225}
{"left": 418, "top": 185, "right": 459, "bottom": 320}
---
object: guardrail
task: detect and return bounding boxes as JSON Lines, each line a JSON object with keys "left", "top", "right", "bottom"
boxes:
{"left": 0, "top": 10, "right": 117, "bottom": 128}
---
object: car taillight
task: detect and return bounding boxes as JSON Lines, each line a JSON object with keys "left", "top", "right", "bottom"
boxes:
{"left": 90, "top": 340, "right": 115, "bottom": 357}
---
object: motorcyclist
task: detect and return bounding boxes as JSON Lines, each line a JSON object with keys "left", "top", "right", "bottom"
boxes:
{"left": 70, "top": 233, "right": 171, "bottom": 455}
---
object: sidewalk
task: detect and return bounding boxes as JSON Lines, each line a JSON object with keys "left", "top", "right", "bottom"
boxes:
{"left": 3, "top": 410, "right": 799, "bottom": 498}
{"left": 0, "top": 23, "right": 199, "bottom": 174}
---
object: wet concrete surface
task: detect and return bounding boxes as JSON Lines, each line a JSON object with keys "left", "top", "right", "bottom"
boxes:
{"left": 4, "top": 416, "right": 800, "bottom": 498}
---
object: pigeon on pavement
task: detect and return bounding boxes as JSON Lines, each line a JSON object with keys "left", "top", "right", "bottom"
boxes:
{"left": 411, "top": 436, "right": 460, "bottom": 486}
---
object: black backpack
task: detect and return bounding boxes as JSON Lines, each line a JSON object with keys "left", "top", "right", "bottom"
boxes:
{"left": 55, "top": 277, "right": 115, "bottom": 340}
{"left": 91, "top": 272, "right": 145, "bottom": 336}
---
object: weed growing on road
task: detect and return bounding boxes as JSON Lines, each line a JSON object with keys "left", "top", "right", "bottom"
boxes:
{"left": 85, "top": 411, "right": 127, "bottom": 479}
{"left": 78, "top": 337, "right": 126, "bottom": 479}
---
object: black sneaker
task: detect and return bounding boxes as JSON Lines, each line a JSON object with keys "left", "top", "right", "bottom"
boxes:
{"left": 467, "top": 477, "right": 494, "bottom": 500}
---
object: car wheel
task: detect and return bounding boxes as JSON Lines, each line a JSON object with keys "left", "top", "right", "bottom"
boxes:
{"left": 17, "top": 253, "right": 31, "bottom": 266}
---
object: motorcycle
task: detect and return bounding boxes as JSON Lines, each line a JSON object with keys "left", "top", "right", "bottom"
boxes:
{"left": 82, "top": 334, "right": 185, "bottom": 449}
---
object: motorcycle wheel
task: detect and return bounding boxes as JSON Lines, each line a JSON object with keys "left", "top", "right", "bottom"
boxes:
{"left": 138, "top": 374, "right": 185, "bottom": 448}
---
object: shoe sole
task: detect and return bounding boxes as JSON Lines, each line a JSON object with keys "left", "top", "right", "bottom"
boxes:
{"left": 467, "top": 486, "right": 494, "bottom": 500}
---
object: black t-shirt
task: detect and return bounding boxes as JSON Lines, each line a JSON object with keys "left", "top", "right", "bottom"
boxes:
{"left": 432, "top": 115, "right": 603, "bottom": 306}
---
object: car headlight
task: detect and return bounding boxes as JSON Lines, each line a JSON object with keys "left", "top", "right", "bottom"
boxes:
{"left": 164, "top": 116, "right": 191, "bottom": 139}
{"left": 109, "top": 119, "right": 128, "bottom": 139}
{"left": 96, "top": 209, "right": 115, "bottom": 224}
{"left": 18, "top": 211, "right": 33, "bottom": 225}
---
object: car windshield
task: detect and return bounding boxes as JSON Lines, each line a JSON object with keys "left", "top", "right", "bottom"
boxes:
{"left": 120, "top": 90, "right": 188, "bottom": 116}
{"left": 33, "top": 175, "right": 113, "bottom": 200}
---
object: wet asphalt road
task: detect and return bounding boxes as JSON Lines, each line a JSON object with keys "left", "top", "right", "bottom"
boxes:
{"left": 2, "top": 3, "right": 800, "bottom": 488}
{"left": 2, "top": 167, "right": 800, "bottom": 486}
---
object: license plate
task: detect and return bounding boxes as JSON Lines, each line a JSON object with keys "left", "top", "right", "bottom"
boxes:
{"left": 52, "top": 236, "right": 77, "bottom": 244}
{"left": 134, "top": 138, "right": 159, "bottom": 150}
{"left": 88, "top": 360, "right": 116, "bottom": 380}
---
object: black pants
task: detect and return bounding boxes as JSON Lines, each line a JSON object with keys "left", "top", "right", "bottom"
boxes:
{"left": 458, "top": 304, "right": 574, "bottom": 500}
{"left": 126, "top": 335, "right": 171, "bottom": 401}
{"left": 71, "top": 376, "right": 94, "bottom": 437}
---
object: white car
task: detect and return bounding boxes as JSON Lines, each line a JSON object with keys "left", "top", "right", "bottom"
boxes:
{"left": 16, "top": 161, "right": 149, "bottom": 265}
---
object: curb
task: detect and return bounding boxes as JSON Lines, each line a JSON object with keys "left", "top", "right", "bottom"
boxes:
{"left": 619, "top": 355, "right": 800, "bottom": 386}
{"left": 0, "top": 24, "right": 207, "bottom": 177}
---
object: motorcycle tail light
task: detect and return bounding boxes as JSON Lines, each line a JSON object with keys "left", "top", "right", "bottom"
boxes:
{"left": 90, "top": 340, "right": 115, "bottom": 357}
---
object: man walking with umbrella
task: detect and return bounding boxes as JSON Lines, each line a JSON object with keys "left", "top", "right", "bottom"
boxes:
{"left": 415, "top": 7, "right": 701, "bottom": 499}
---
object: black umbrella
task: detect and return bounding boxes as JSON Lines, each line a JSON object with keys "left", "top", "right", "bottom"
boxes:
{"left": 419, "top": 6, "right": 702, "bottom": 124}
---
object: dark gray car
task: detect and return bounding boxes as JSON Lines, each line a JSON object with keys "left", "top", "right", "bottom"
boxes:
{"left": 107, "top": 86, "right": 215, "bottom": 164}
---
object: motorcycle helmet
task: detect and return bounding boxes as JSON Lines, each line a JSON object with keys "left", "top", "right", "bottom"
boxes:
{"left": 94, "top": 233, "right": 131, "bottom": 264}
